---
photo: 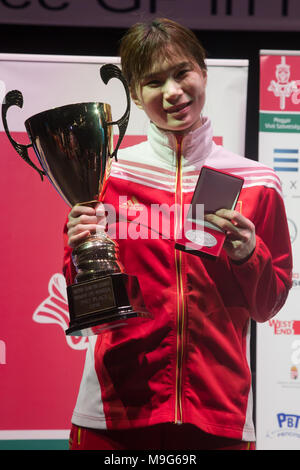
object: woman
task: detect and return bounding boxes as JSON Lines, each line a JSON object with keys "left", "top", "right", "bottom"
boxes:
{"left": 65, "top": 18, "right": 292, "bottom": 450}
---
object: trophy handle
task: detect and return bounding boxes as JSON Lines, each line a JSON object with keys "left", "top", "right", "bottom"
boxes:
{"left": 100, "top": 64, "right": 131, "bottom": 161}
{"left": 1, "top": 90, "right": 46, "bottom": 180}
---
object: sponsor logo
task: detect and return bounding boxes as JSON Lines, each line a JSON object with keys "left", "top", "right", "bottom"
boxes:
{"left": 268, "top": 56, "right": 300, "bottom": 110}
{"left": 273, "top": 148, "right": 299, "bottom": 173}
{"left": 267, "top": 413, "right": 300, "bottom": 439}
{"left": 268, "top": 319, "right": 300, "bottom": 335}
{"left": 291, "top": 365, "right": 298, "bottom": 380}
{"left": 33, "top": 273, "right": 89, "bottom": 351}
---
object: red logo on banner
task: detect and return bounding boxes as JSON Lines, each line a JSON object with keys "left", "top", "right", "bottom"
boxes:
{"left": 260, "top": 54, "right": 300, "bottom": 111}
{"left": 33, "top": 273, "right": 89, "bottom": 351}
{"left": 269, "top": 319, "right": 300, "bottom": 335}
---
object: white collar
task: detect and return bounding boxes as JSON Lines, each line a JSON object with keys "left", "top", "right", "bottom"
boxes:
{"left": 147, "top": 117, "right": 214, "bottom": 168}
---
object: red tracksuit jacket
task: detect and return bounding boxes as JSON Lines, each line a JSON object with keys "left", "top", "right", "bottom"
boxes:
{"left": 63, "top": 118, "right": 292, "bottom": 441}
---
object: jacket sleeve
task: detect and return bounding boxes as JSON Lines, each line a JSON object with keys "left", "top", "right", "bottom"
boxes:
{"left": 229, "top": 186, "right": 293, "bottom": 323}
{"left": 62, "top": 218, "right": 76, "bottom": 286}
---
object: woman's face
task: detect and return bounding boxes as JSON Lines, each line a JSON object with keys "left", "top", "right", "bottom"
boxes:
{"left": 131, "top": 52, "right": 207, "bottom": 135}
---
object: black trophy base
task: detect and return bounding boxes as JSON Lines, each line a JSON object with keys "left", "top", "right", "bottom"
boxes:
{"left": 66, "top": 272, "right": 151, "bottom": 336}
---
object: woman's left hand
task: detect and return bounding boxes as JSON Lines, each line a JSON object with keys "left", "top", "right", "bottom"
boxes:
{"left": 204, "top": 209, "right": 256, "bottom": 262}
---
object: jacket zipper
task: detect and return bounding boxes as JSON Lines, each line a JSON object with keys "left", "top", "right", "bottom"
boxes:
{"left": 174, "top": 135, "right": 185, "bottom": 424}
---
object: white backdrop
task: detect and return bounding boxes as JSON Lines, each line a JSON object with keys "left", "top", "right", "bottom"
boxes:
{"left": 257, "top": 50, "right": 300, "bottom": 450}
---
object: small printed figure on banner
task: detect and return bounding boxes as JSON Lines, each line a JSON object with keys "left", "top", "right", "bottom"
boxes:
{"left": 267, "top": 56, "right": 300, "bottom": 110}
{"left": 0, "top": 340, "right": 6, "bottom": 365}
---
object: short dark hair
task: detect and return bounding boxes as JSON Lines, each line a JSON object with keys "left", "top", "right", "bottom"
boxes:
{"left": 119, "top": 18, "right": 207, "bottom": 91}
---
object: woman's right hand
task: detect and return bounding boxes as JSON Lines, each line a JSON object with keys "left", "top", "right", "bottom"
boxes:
{"left": 67, "top": 202, "right": 107, "bottom": 248}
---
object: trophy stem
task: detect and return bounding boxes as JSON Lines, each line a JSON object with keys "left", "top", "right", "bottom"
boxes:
{"left": 72, "top": 232, "right": 124, "bottom": 284}
{"left": 72, "top": 200, "right": 124, "bottom": 283}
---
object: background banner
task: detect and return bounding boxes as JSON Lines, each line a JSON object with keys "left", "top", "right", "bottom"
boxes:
{"left": 0, "top": 53, "right": 248, "bottom": 449}
{"left": 257, "top": 50, "right": 300, "bottom": 450}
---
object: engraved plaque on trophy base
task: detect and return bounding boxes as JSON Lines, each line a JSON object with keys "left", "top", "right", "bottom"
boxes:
{"left": 66, "top": 273, "right": 147, "bottom": 336}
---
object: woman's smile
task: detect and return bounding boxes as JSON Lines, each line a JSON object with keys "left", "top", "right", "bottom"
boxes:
{"left": 164, "top": 100, "right": 193, "bottom": 115}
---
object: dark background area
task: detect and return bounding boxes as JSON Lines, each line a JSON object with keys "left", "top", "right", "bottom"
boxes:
{"left": 1, "top": 21, "right": 298, "bottom": 427}
{"left": 0, "top": 23, "right": 299, "bottom": 160}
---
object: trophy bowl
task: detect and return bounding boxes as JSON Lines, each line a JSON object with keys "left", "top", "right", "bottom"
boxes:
{"left": 2, "top": 64, "right": 150, "bottom": 336}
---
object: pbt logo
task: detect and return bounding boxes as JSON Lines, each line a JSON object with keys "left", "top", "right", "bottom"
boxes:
{"left": 277, "top": 413, "right": 300, "bottom": 429}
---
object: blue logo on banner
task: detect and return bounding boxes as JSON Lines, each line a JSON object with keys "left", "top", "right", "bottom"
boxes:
{"left": 266, "top": 412, "right": 300, "bottom": 439}
{"left": 277, "top": 412, "right": 300, "bottom": 429}
{"left": 273, "top": 149, "right": 299, "bottom": 172}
